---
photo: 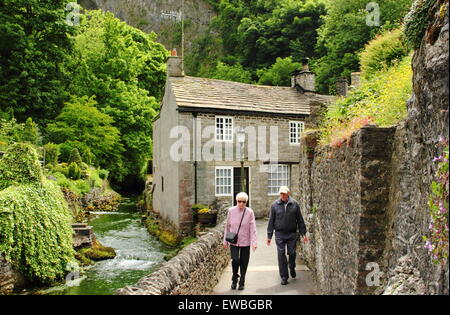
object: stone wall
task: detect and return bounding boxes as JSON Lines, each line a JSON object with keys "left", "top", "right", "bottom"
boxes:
{"left": 116, "top": 220, "right": 229, "bottom": 295}
{"left": 299, "top": 126, "right": 395, "bottom": 295}
{"left": 0, "top": 254, "right": 26, "bottom": 295}
{"left": 298, "top": 0, "right": 449, "bottom": 295}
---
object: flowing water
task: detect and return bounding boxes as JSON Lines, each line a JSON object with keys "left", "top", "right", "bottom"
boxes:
{"left": 48, "top": 197, "right": 170, "bottom": 295}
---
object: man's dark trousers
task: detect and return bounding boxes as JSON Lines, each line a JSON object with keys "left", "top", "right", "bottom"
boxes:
{"left": 275, "top": 232, "right": 297, "bottom": 281}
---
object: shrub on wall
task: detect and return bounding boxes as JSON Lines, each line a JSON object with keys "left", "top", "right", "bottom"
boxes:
{"left": 360, "top": 28, "right": 410, "bottom": 79}
{"left": 0, "top": 143, "right": 75, "bottom": 285}
{"left": 0, "top": 181, "right": 76, "bottom": 284}
{"left": 0, "top": 143, "right": 43, "bottom": 190}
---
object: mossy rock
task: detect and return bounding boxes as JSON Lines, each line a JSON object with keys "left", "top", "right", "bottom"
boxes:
{"left": 159, "top": 230, "right": 180, "bottom": 247}
{"left": 78, "top": 238, "right": 116, "bottom": 262}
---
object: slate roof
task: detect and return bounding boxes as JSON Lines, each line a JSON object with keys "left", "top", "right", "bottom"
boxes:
{"left": 169, "top": 76, "right": 332, "bottom": 117}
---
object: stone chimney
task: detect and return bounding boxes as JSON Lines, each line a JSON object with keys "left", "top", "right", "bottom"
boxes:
{"left": 292, "top": 58, "right": 315, "bottom": 92}
{"left": 336, "top": 77, "right": 348, "bottom": 96}
{"left": 167, "top": 49, "right": 184, "bottom": 77}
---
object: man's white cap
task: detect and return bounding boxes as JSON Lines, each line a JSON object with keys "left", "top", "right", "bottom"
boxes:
{"left": 278, "top": 186, "right": 290, "bottom": 194}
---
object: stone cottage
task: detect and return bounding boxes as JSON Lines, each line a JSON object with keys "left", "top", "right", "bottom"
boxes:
{"left": 152, "top": 56, "right": 333, "bottom": 235}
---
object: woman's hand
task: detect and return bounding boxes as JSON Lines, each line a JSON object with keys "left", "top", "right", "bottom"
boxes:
{"left": 252, "top": 245, "right": 257, "bottom": 251}
{"left": 223, "top": 243, "right": 229, "bottom": 249}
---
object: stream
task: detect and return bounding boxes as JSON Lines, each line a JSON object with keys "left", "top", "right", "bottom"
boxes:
{"left": 47, "top": 197, "right": 170, "bottom": 295}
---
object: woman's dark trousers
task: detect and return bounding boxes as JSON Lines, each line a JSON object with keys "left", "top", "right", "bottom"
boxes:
{"left": 230, "top": 245, "right": 250, "bottom": 285}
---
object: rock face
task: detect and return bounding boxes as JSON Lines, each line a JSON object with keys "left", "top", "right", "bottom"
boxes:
{"left": 384, "top": 0, "right": 449, "bottom": 295}
{"left": 298, "top": 0, "right": 449, "bottom": 295}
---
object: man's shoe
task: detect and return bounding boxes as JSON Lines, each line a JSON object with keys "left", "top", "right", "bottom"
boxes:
{"left": 281, "top": 279, "right": 288, "bottom": 285}
{"left": 290, "top": 269, "right": 296, "bottom": 278}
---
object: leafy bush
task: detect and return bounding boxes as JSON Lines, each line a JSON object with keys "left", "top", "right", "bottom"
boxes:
{"left": 0, "top": 180, "right": 76, "bottom": 284}
{"left": 98, "top": 169, "right": 109, "bottom": 180}
{"left": 58, "top": 143, "right": 74, "bottom": 163}
{"left": 320, "top": 54, "right": 413, "bottom": 146}
{"left": 360, "top": 28, "right": 410, "bottom": 79}
{"left": 68, "top": 162, "right": 81, "bottom": 180}
{"left": 68, "top": 148, "right": 82, "bottom": 165}
{"left": 211, "top": 62, "right": 253, "bottom": 83}
{"left": 257, "top": 57, "right": 301, "bottom": 86}
{"left": 0, "top": 143, "right": 43, "bottom": 190}
{"left": 44, "top": 143, "right": 60, "bottom": 167}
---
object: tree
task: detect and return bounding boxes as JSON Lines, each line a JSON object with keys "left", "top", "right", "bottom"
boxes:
{"left": 46, "top": 95, "right": 124, "bottom": 173}
{"left": 68, "top": 10, "right": 168, "bottom": 187}
{"left": 0, "top": 0, "right": 75, "bottom": 125}
{"left": 211, "top": 62, "right": 253, "bottom": 83}
{"left": 257, "top": 56, "right": 301, "bottom": 86}
{"left": 314, "top": 0, "right": 413, "bottom": 94}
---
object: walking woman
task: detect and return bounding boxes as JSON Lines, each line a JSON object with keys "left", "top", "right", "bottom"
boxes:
{"left": 223, "top": 192, "right": 257, "bottom": 290}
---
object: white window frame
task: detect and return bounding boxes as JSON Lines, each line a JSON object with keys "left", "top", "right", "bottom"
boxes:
{"left": 215, "top": 167, "right": 233, "bottom": 196}
{"left": 268, "top": 164, "right": 290, "bottom": 195}
{"left": 215, "top": 116, "right": 234, "bottom": 142}
{"left": 289, "top": 121, "right": 305, "bottom": 145}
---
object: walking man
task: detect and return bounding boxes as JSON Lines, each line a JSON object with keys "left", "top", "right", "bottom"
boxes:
{"left": 267, "top": 186, "right": 307, "bottom": 285}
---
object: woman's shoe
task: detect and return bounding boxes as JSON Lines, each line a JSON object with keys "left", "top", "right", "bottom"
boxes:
{"left": 231, "top": 282, "right": 237, "bottom": 290}
{"left": 238, "top": 284, "right": 244, "bottom": 290}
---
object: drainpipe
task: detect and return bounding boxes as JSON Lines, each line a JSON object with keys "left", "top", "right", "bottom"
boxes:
{"left": 193, "top": 113, "right": 198, "bottom": 204}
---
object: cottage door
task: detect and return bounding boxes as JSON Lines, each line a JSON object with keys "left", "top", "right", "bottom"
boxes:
{"left": 233, "top": 167, "right": 250, "bottom": 207}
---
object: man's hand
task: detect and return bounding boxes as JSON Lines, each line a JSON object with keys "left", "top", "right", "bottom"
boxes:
{"left": 267, "top": 239, "right": 271, "bottom": 246}
{"left": 302, "top": 236, "right": 310, "bottom": 243}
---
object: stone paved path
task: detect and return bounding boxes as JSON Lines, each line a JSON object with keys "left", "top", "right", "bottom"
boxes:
{"left": 211, "top": 219, "right": 316, "bottom": 295}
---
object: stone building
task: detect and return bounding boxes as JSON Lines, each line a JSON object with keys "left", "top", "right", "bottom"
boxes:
{"left": 152, "top": 56, "right": 333, "bottom": 235}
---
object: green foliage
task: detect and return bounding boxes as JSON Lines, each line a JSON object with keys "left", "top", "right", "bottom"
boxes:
{"left": 0, "top": 118, "right": 41, "bottom": 149}
{"left": 0, "top": 143, "right": 43, "bottom": 190}
{"left": 314, "top": 0, "right": 413, "bottom": 94}
{"left": 67, "top": 10, "right": 168, "bottom": 186}
{"left": 68, "top": 148, "right": 82, "bottom": 165}
{"left": 211, "top": 62, "right": 253, "bottom": 83}
{"left": 44, "top": 143, "right": 60, "bottom": 167}
{"left": 404, "top": 0, "right": 436, "bottom": 49}
{"left": 0, "top": 180, "right": 75, "bottom": 284}
{"left": 360, "top": 28, "right": 411, "bottom": 79}
{"left": 0, "top": 148, "right": 75, "bottom": 284}
{"left": 47, "top": 95, "right": 123, "bottom": 172}
{"left": 0, "top": 0, "right": 75, "bottom": 125}
{"left": 257, "top": 56, "right": 301, "bottom": 86}
{"left": 320, "top": 54, "right": 412, "bottom": 146}
{"left": 22, "top": 118, "right": 40, "bottom": 145}
{"left": 67, "top": 162, "right": 81, "bottom": 180}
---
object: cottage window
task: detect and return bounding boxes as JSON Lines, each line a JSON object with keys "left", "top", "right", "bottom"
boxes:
{"left": 289, "top": 121, "right": 304, "bottom": 144}
{"left": 215, "top": 116, "right": 233, "bottom": 142}
{"left": 268, "top": 164, "right": 290, "bottom": 195}
{"left": 215, "top": 167, "right": 233, "bottom": 196}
